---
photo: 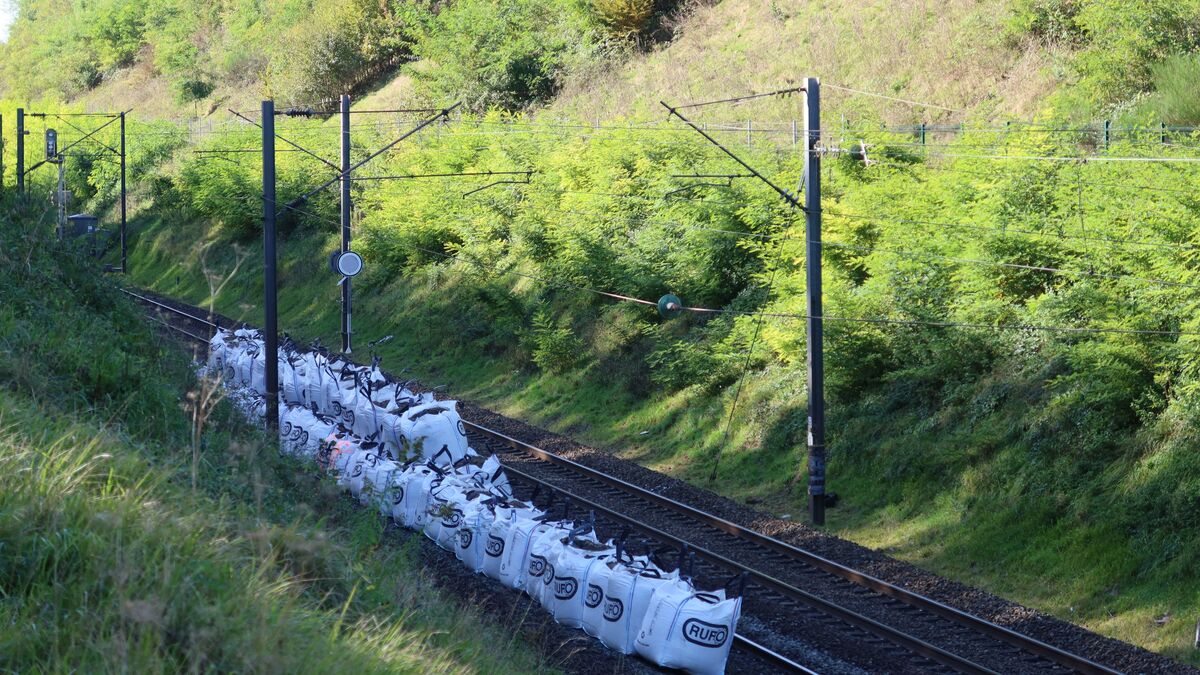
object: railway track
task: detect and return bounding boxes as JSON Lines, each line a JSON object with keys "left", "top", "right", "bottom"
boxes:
{"left": 123, "top": 286, "right": 1134, "bottom": 675}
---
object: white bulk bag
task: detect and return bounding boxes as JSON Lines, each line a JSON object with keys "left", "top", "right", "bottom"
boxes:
{"left": 464, "top": 455, "right": 512, "bottom": 499}
{"left": 634, "top": 580, "right": 741, "bottom": 675}
{"left": 481, "top": 504, "right": 541, "bottom": 581}
{"left": 423, "top": 482, "right": 469, "bottom": 550}
{"left": 549, "top": 537, "right": 615, "bottom": 628}
{"left": 339, "top": 447, "right": 385, "bottom": 497}
{"left": 396, "top": 467, "right": 444, "bottom": 529}
{"left": 361, "top": 459, "right": 401, "bottom": 507}
{"left": 280, "top": 355, "right": 308, "bottom": 405}
{"left": 379, "top": 412, "right": 408, "bottom": 461}
{"left": 207, "top": 328, "right": 232, "bottom": 373}
{"left": 524, "top": 525, "right": 573, "bottom": 607}
{"left": 232, "top": 347, "right": 257, "bottom": 388}
{"left": 498, "top": 517, "right": 560, "bottom": 590}
{"left": 295, "top": 413, "right": 338, "bottom": 460}
{"left": 279, "top": 404, "right": 311, "bottom": 455}
{"left": 582, "top": 556, "right": 636, "bottom": 638}
{"left": 455, "top": 501, "right": 497, "bottom": 572}
{"left": 352, "top": 397, "right": 388, "bottom": 448}
{"left": 321, "top": 430, "right": 361, "bottom": 475}
{"left": 600, "top": 563, "right": 679, "bottom": 655}
{"left": 399, "top": 401, "right": 469, "bottom": 465}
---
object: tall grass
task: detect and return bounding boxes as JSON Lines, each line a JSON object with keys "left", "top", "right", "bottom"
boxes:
{"left": 0, "top": 199, "right": 551, "bottom": 674}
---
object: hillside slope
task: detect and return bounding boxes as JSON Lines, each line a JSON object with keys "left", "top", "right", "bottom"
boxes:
{"left": 6, "top": 0, "right": 1200, "bottom": 667}
{"left": 553, "top": 0, "right": 1061, "bottom": 123}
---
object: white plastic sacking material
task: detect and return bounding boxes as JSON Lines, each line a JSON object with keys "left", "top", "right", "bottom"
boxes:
{"left": 296, "top": 413, "right": 338, "bottom": 460}
{"left": 232, "top": 346, "right": 258, "bottom": 388}
{"left": 378, "top": 412, "right": 407, "bottom": 461}
{"left": 498, "top": 516, "right": 561, "bottom": 590}
{"left": 339, "top": 446, "right": 385, "bottom": 497}
{"left": 321, "top": 430, "right": 361, "bottom": 476}
{"left": 599, "top": 559, "right": 680, "bottom": 655}
{"left": 279, "top": 404, "right": 311, "bottom": 456}
{"left": 301, "top": 360, "right": 335, "bottom": 414}
{"left": 634, "top": 577, "right": 743, "bottom": 675}
{"left": 329, "top": 365, "right": 362, "bottom": 425}
{"left": 423, "top": 482, "right": 469, "bottom": 549}
{"left": 580, "top": 547, "right": 646, "bottom": 638}
{"left": 229, "top": 387, "right": 267, "bottom": 422}
{"left": 362, "top": 459, "right": 401, "bottom": 507}
{"left": 481, "top": 503, "right": 541, "bottom": 581}
{"left": 280, "top": 353, "right": 308, "bottom": 405}
{"left": 524, "top": 523, "right": 576, "bottom": 607}
{"left": 207, "top": 328, "right": 232, "bottom": 373}
{"left": 461, "top": 456, "right": 512, "bottom": 499}
{"left": 399, "top": 401, "right": 470, "bottom": 465}
{"left": 395, "top": 466, "right": 444, "bottom": 529}
{"left": 548, "top": 528, "right": 616, "bottom": 628}
{"left": 455, "top": 500, "right": 498, "bottom": 572}
{"left": 379, "top": 468, "right": 409, "bottom": 520}
{"left": 351, "top": 396, "right": 388, "bottom": 450}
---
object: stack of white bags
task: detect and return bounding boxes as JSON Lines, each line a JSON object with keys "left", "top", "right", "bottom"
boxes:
{"left": 206, "top": 328, "right": 743, "bottom": 674}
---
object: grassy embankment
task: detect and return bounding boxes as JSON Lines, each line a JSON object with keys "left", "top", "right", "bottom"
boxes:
{"left": 9, "top": 0, "right": 1200, "bottom": 665}
{"left": 0, "top": 198, "right": 551, "bottom": 673}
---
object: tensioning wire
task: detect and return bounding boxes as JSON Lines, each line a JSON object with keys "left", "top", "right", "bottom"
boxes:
{"left": 823, "top": 209, "right": 1199, "bottom": 253}
{"left": 861, "top": 158, "right": 1197, "bottom": 196}
{"left": 819, "top": 239, "right": 1200, "bottom": 291}
{"left": 410, "top": 238, "right": 1200, "bottom": 338}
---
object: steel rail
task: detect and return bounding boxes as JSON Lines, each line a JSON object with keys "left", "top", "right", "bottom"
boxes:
{"left": 464, "top": 421, "right": 1121, "bottom": 675}
{"left": 124, "top": 289, "right": 1119, "bottom": 674}
{"left": 122, "top": 293, "right": 820, "bottom": 674}
{"left": 734, "top": 634, "right": 822, "bottom": 674}
{"left": 143, "top": 314, "right": 211, "bottom": 343}
{"left": 484, "top": 438, "right": 997, "bottom": 675}
{"left": 120, "top": 288, "right": 221, "bottom": 329}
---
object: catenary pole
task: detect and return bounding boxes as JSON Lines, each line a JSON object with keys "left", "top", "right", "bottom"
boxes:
{"left": 804, "top": 77, "right": 827, "bottom": 526}
{"left": 120, "top": 111, "right": 127, "bottom": 273}
{"left": 340, "top": 94, "right": 353, "bottom": 353}
{"left": 16, "top": 108, "right": 24, "bottom": 192}
{"left": 262, "top": 100, "right": 279, "bottom": 431}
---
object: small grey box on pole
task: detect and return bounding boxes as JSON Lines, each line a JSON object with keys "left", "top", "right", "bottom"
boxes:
{"left": 803, "top": 77, "right": 826, "bottom": 526}
{"left": 262, "top": 100, "right": 279, "bottom": 431}
{"left": 340, "top": 94, "right": 353, "bottom": 354}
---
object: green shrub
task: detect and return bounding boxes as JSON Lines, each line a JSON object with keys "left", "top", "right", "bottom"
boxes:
{"left": 590, "top": 0, "right": 656, "bottom": 36}
{"left": 527, "top": 310, "right": 587, "bottom": 373}
{"left": 412, "top": 0, "right": 603, "bottom": 111}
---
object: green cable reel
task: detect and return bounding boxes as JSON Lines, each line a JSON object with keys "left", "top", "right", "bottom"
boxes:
{"left": 658, "top": 294, "right": 683, "bottom": 319}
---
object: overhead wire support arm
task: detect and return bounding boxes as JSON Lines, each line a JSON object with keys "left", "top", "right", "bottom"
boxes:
{"left": 27, "top": 111, "right": 122, "bottom": 118}
{"left": 348, "top": 170, "right": 533, "bottom": 182}
{"left": 280, "top": 102, "right": 462, "bottom": 216}
{"left": 23, "top": 111, "right": 128, "bottom": 175}
{"left": 671, "top": 86, "right": 805, "bottom": 111}
{"left": 660, "top": 101, "right": 805, "bottom": 210}
{"left": 52, "top": 114, "right": 120, "bottom": 156}
{"left": 228, "top": 108, "right": 340, "bottom": 172}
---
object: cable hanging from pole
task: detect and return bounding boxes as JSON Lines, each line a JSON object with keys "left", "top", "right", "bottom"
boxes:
{"left": 661, "top": 100, "right": 805, "bottom": 210}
